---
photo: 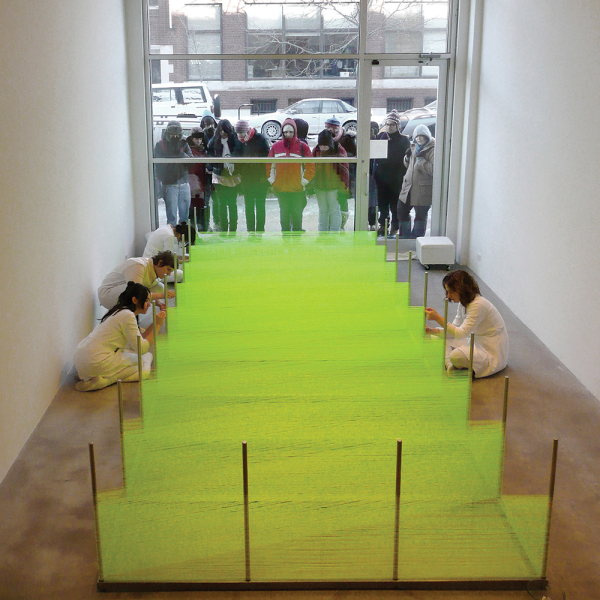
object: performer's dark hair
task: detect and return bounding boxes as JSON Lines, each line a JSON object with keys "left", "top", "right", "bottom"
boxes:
{"left": 442, "top": 270, "right": 480, "bottom": 307}
{"left": 101, "top": 282, "right": 149, "bottom": 323}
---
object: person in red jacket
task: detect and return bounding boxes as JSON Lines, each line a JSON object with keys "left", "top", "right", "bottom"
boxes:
{"left": 266, "top": 118, "right": 315, "bottom": 232}
{"left": 312, "top": 129, "right": 349, "bottom": 232}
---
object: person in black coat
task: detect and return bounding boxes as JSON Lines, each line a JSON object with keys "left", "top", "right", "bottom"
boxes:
{"left": 207, "top": 119, "right": 242, "bottom": 233}
{"left": 154, "top": 120, "right": 193, "bottom": 226}
{"left": 372, "top": 110, "right": 410, "bottom": 237}
{"left": 234, "top": 120, "right": 271, "bottom": 232}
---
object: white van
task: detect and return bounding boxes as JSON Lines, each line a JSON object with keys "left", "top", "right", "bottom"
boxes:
{"left": 151, "top": 82, "right": 220, "bottom": 119}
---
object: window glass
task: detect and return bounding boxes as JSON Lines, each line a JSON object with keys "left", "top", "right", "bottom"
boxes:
{"left": 323, "top": 5, "right": 358, "bottom": 29}
{"left": 283, "top": 5, "right": 320, "bottom": 30}
{"left": 367, "top": 1, "right": 450, "bottom": 54}
{"left": 291, "top": 100, "right": 321, "bottom": 114}
{"left": 321, "top": 100, "right": 340, "bottom": 113}
{"left": 246, "top": 5, "right": 283, "bottom": 30}
{"left": 186, "top": 4, "right": 221, "bottom": 31}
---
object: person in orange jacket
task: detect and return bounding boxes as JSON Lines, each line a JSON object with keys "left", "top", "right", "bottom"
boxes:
{"left": 266, "top": 118, "right": 315, "bottom": 232}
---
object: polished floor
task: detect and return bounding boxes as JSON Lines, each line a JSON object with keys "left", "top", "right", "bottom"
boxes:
{"left": 0, "top": 258, "right": 598, "bottom": 600}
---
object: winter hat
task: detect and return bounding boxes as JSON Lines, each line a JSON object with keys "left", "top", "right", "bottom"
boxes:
{"left": 294, "top": 118, "right": 309, "bottom": 140}
{"left": 324, "top": 116, "right": 341, "bottom": 127}
{"left": 412, "top": 123, "right": 432, "bottom": 141}
{"left": 234, "top": 120, "right": 250, "bottom": 134}
{"left": 317, "top": 129, "right": 335, "bottom": 149}
{"left": 384, "top": 110, "right": 402, "bottom": 127}
{"left": 165, "top": 120, "right": 183, "bottom": 136}
{"left": 190, "top": 127, "right": 203, "bottom": 138}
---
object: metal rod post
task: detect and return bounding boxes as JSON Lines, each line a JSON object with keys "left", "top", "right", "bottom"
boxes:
{"left": 163, "top": 275, "right": 168, "bottom": 334}
{"left": 151, "top": 300, "right": 157, "bottom": 371}
{"left": 395, "top": 231, "right": 399, "bottom": 281}
{"left": 408, "top": 251, "right": 412, "bottom": 305}
{"left": 498, "top": 376, "right": 509, "bottom": 497}
{"left": 88, "top": 443, "right": 104, "bottom": 581}
{"left": 468, "top": 334, "right": 475, "bottom": 420}
{"left": 242, "top": 441, "right": 251, "bottom": 582}
{"left": 468, "top": 333, "right": 475, "bottom": 378}
{"left": 181, "top": 234, "right": 186, "bottom": 283}
{"left": 442, "top": 298, "right": 449, "bottom": 373}
{"left": 423, "top": 271, "right": 428, "bottom": 329}
{"left": 541, "top": 439, "right": 559, "bottom": 578}
{"left": 384, "top": 218, "right": 388, "bottom": 260}
{"left": 194, "top": 206, "right": 198, "bottom": 234}
{"left": 187, "top": 220, "right": 192, "bottom": 259}
{"left": 137, "top": 336, "right": 143, "bottom": 419}
{"left": 173, "top": 253, "right": 178, "bottom": 307}
{"left": 393, "top": 439, "right": 402, "bottom": 581}
{"left": 117, "top": 380, "right": 126, "bottom": 488}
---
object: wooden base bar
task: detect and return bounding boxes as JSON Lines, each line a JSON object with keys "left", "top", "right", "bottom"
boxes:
{"left": 97, "top": 578, "right": 548, "bottom": 592}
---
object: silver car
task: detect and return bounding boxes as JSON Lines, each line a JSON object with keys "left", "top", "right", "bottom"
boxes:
{"left": 247, "top": 98, "right": 358, "bottom": 141}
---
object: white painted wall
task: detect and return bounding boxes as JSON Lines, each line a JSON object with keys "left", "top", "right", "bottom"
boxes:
{"left": 466, "top": 0, "right": 600, "bottom": 399}
{"left": 0, "top": 0, "right": 138, "bottom": 483}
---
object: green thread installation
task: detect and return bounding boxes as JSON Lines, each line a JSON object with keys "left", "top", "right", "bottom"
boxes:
{"left": 96, "top": 232, "right": 548, "bottom": 583}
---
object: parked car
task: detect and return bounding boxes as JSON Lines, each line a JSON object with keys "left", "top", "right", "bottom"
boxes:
{"left": 151, "top": 82, "right": 220, "bottom": 120}
{"left": 247, "top": 98, "right": 358, "bottom": 141}
{"left": 397, "top": 100, "right": 437, "bottom": 139}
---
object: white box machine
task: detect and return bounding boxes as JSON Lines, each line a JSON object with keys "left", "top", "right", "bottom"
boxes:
{"left": 416, "top": 236, "right": 455, "bottom": 269}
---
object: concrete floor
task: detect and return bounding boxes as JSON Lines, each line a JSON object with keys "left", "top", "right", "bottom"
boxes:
{"left": 0, "top": 251, "right": 598, "bottom": 600}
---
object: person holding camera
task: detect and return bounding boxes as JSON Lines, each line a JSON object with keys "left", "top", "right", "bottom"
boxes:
{"left": 154, "top": 120, "right": 193, "bottom": 226}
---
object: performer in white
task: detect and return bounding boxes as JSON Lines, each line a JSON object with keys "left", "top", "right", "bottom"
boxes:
{"left": 425, "top": 270, "right": 508, "bottom": 378}
{"left": 97, "top": 251, "right": 175, "bottom": 310}
{"left": 75, "top": 282, "right": 166, "bottom": 391}
{"left": 143, "top": 222, "right": 196, "bottom": 283}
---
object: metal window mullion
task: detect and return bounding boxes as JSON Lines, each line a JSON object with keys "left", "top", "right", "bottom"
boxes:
{"left": 152, "top": 157, "right": 359, "bottom": 164}
{"left": 142, "top": 0, "right": 159, "bottom": 229}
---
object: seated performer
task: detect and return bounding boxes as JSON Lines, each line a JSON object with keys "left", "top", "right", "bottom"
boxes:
{"left": 97, "top": 251, "right": 175, "bottom": 310}
{"left": 74, "top": 282, "right": 166, "bottom": 391}
{"left": 425, "top": 270, "right": 508, "bottom": 378}
{"left": 143, "top": 222, "right": 196, "bottom": 283}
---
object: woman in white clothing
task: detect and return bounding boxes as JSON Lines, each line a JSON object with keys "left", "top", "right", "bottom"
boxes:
{"left": 143, "top": 222, "right": 196, "bottom": 283}
{"left": 75, "top": 282, "right": 166, "bottom": 391}
{"left": 425, "top": 270, "right": 508, "bottom": 378}
{"left": 97, "top": 251, "right": 176, "bottom": 310}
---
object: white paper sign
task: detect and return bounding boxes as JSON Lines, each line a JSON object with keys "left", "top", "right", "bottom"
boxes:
{"left": 370, "top": 140, "right": 388, "bottom": 159}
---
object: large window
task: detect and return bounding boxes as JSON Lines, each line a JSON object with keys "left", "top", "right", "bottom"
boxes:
{"left": 145, "top": 0, "right": 455, "bottom": 233}
{"left": 246, "top": 3, "right": 358, "bottom": 79}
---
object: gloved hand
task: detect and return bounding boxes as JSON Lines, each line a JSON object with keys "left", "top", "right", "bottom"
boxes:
{"left": 301, "top": 177, "right": 309, "bottom": 187}
{"left": 268, "top": 175, "right": 275, "bottom": 185}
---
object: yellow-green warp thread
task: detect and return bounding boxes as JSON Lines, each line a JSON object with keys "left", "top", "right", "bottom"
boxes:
{"left": 97, "top": 232, "right": 547, "bottom": 582}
